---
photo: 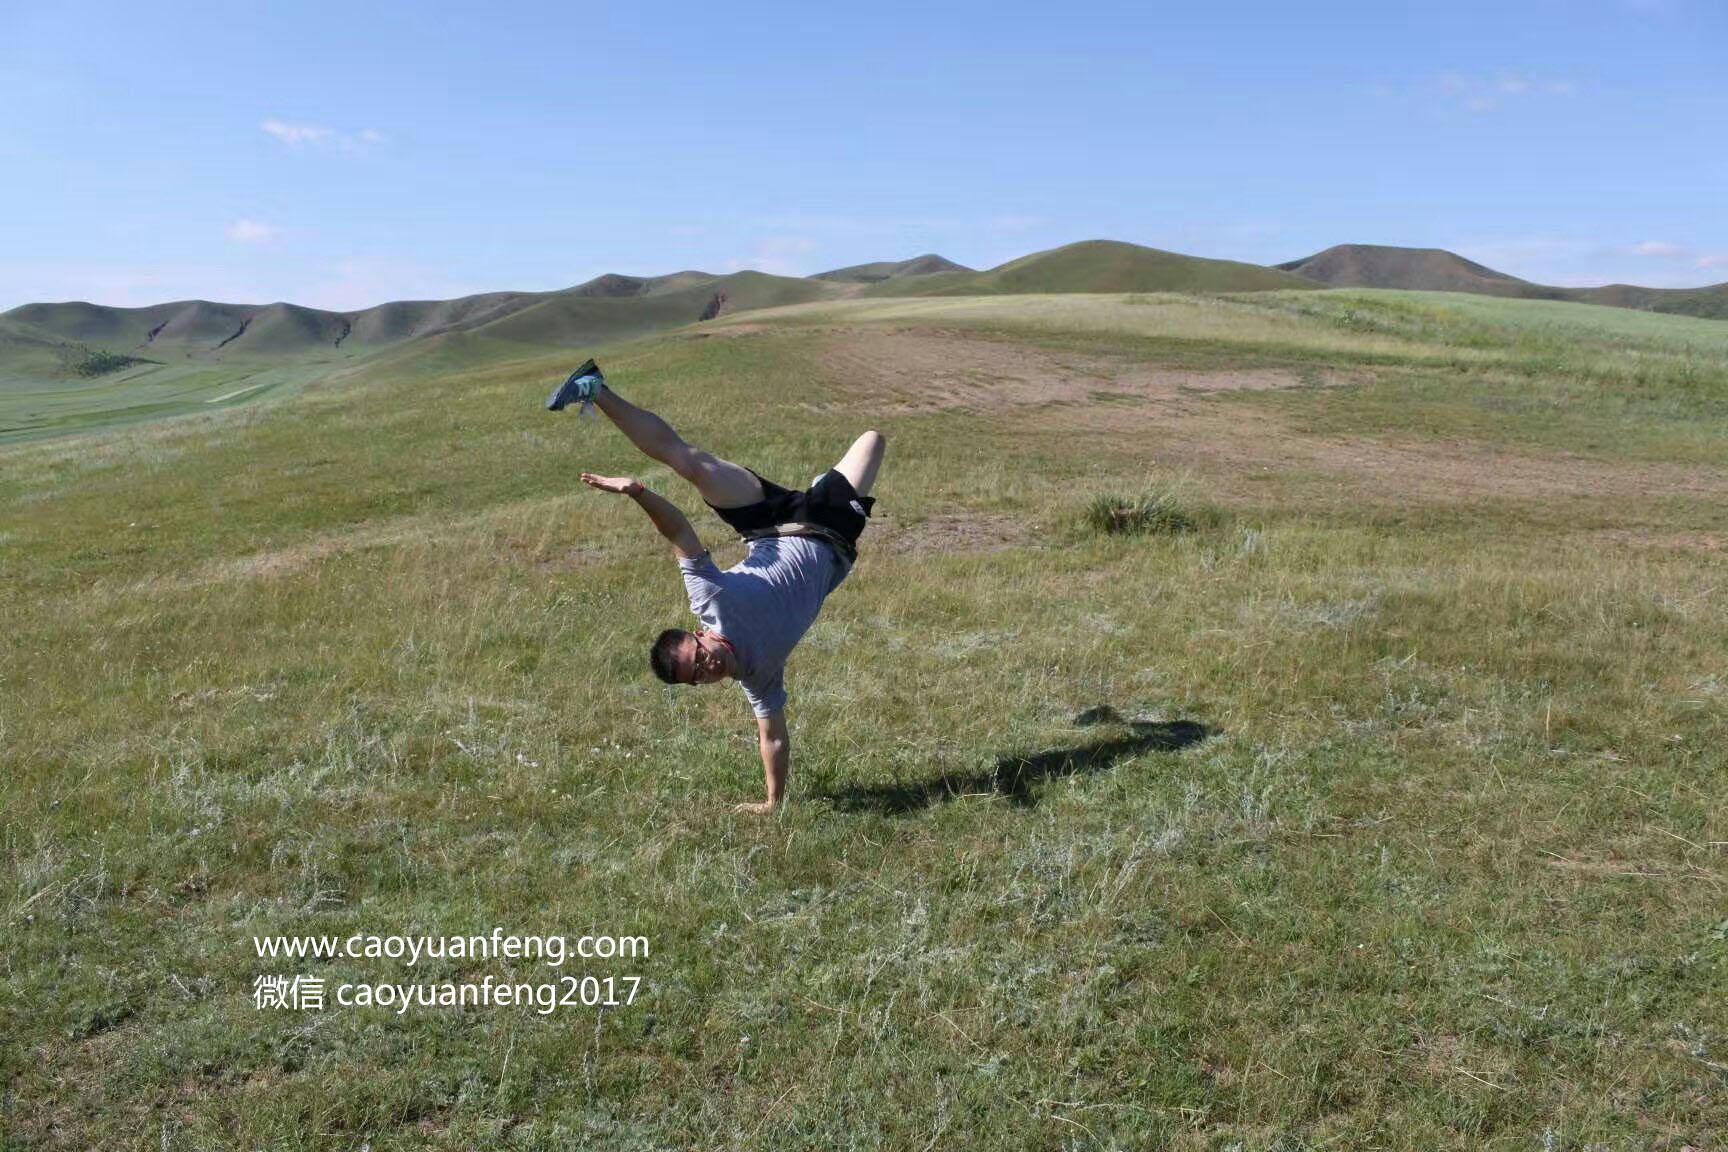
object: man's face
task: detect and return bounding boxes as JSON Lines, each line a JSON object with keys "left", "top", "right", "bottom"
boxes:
{"left": 676, "top": 631, "right": 730, "bottom": 685}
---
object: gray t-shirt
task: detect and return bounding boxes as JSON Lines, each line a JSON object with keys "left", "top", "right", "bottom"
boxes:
{"left": 678, "top": 536, "right": 849, "bottom": 716}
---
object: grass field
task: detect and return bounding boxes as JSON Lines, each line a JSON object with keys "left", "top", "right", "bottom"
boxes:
{"left": 3, "top": 289, "right": 1727, "bottom": 1149}
{"left": 0, "top": 353, "right": 345, "bottom": 445}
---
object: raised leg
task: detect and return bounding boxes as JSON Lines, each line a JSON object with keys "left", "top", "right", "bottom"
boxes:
{"left": 832, "top": 430, "right": 886, "bottom": 498}
{"left": 593, "top": 385, "right": 764, "bottom": 509}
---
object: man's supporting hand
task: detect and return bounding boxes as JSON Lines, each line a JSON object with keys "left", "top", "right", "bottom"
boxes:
{"left": 739, "top": 711, "right": 790, "bottom": 815}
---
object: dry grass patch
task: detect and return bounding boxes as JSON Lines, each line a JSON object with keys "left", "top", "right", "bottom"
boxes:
{"left": 878, "top": 511, "right": 1033, "bottom": 555}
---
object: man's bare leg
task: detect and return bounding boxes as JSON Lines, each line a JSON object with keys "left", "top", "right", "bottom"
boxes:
{"left": 832, "top": 430, "right": 886, "bottom": 498}
{"left": 593, "top": 385, "right": 764, "bottom": 508}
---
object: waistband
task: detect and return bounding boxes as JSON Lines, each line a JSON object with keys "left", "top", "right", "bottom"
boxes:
{"left": 739, "top": 522, "right": 857, "bottom": 568}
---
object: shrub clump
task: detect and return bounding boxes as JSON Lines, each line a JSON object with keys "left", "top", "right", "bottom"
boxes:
{"left": 1080, "top": 491, "right": 1212, "bottom": 537}
{"left": 60, "top": 345, "right": 143, "bottom": 377}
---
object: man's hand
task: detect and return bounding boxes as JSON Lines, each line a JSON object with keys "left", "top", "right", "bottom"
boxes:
{"left": 590, "top": 476, "right": 704, "bottom": 558}
{"left": 580, "top": 473, "right": 643, "bottom": 496}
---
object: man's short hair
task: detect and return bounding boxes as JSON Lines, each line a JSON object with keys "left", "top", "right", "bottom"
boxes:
{"left": 650, "top": 628, "right": 691, "bottom": 684}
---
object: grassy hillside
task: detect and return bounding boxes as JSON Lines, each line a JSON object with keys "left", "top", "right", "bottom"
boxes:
{"left": 10, "top": 241, "right": 1723, "bottom": 446}
{"left": 4, "top": 289, "right": 1726, "bottom": 1148}
{"left": 0, "top": 271, "right": 835, "bottom": 443}
{"left": 0, "top": 269, "right": 832, "bottom": 370}
{"left": 470, "top": 271, "right": 840, "bottom": 346}
{"left": 865, "top": 239, "right": 1318, "bottom": 297}
{"left": 0, "top": 315, "right": 72, "bottom": 377}
{"left": 1283, "top": 243, "right": 1728, "bottom": 319}
{"left": 811, "top": 254, "right": 972, "bottom": 283}
{"left": 1573, "top": 281, "right": 1728, "bottom": 320}
{"left": 344, "top": 292, "right": 546, "bottom": 347}
{"left": 1277, "top": 244, "right": 1561, "bottom": 299}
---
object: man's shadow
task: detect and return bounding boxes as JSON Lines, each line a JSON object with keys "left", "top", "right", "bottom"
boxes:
{"left": 820, "top": 714, "right": 1212, "bottom": 815}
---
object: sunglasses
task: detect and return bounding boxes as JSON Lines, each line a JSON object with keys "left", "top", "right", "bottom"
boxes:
{"left": 685, "top": 635, "right": 719, "bottom": 683}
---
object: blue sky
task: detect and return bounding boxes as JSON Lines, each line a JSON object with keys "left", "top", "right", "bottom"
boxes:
{"left": 2, "top": 0, "right": 1723, "bottom": 310}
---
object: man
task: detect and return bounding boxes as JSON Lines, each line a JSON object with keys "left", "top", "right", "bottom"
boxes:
{"left": 548, "top": 359, "right": 885, "bottom": 814}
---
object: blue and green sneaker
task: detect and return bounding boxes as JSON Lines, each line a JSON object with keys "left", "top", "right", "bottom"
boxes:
{"left": 545, "top": 359, "right": 605, "bottom": 416}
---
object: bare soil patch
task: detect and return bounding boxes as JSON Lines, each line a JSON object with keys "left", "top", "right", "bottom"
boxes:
{"left": 813, "top": 328, "right": 1728, "bottom": 511}
{"left": 812, "top": 328, "right": 1326, "bottom": 415}
{"left": 992, "top": 363, "right": 1728, "bottom": 508}
{"left": 876, "top": 512, "right": 1032, "bottom": 556}
{"left": 682, "top": 323, "right": 771, "bottom": 340}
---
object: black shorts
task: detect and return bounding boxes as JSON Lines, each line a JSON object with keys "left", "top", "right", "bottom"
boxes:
{"left": 706, "top": 469, "right": 875, "bottom": 552}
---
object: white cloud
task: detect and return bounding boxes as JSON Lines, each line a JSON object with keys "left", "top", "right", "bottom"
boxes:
{"left": 1624, "top": 242, "right": 1728, "bottom": 272}
{"left": 1452, "top": 234, "right": 1728, "bottom": 289}
{"left": 226, "top": 219, "right": 279, "bottom": 244}
{"left": 261, "top": 119, "right": 331, "bottom": 146}
{"left": 339, "top": 128, "right": 387, "bottom": 152}
{"left": 1431, "top": 72, "right": 1579, "bottom": 113}
{"left": 262, "top": 120, "right": 385, "bottom": 150}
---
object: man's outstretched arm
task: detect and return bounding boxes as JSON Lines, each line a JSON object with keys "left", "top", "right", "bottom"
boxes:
{"left": 580, "top": 473, "right": 704, "bottom": 559}
{"left": 737, "top": 710, "right": 790, "bottom": 815}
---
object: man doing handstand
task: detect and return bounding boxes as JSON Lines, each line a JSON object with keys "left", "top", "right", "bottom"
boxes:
{"left": 547, "top": 360, "right": 885, "bottom": 814}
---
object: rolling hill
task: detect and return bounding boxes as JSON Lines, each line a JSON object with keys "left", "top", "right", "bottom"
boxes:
{"left": 13, "top": 240, "right": 1726, "bottom": 373}
{"left": 861, "top": 240, "right": 1319, "bottom": 297}
{"left": 0, "top": 269, "right": 845, "bottom": 442}
{"left": 811, "top": 254, "right": 972, "bottom": 283}
{"left": 1281, "top": 243, "right": 1728, "bottom": 319}
{"left": 11, "top": 236, "right": 1728, "bottom": 444}
{"left": 458, "top": 270, "right": 838, "bottom": 347}
{"left": 1569, "top": 281, "right": 1728, "bottom": 320}
{"left": 0, "top": 269, "right": 839, "bottom": 366}
{"left": 1275, "top": 245, "right": 1562, "bottom": 299}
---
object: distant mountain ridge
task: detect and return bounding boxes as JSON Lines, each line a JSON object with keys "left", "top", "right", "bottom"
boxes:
{"left": 3, "top": 242, "right": 1315, "bottom": 365}
{"left": 1280, "top": 243, "right": 1728, "bottom": 319}
{"left": 0, "top": 269, "right": 838, "bottom": 362}
{"left": 12, "top": 238, "right": 1725, "bottom": 445}
{"left": 8, "top": 241, "right": 1728, "bottom": 372}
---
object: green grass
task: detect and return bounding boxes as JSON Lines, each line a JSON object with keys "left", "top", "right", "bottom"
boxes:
{"left": 3, "top": 291, "right": 1726, "bottom": 1149}
{"left": 0, "top": 354, "right": 351, "bottom": 444}
{"left": 1079, "top": 489, "right": 1212, "bottom": 537}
